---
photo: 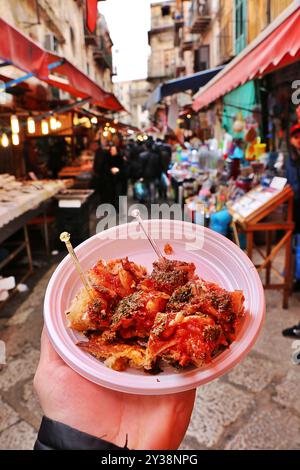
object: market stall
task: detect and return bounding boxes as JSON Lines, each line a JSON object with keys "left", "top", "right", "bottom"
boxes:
{"left": 168, "top": 126, "right": 295, "bottom": 308}
{"left": 0, "top": 174, "right": 72, "bottom": 303}
{"left": 228, "top": 182, "right": 294, "bottom": 308}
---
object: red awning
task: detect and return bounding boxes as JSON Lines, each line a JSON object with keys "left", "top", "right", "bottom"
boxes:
{"left": 193, "top": 5, "right": 300, "bottom": 111}
{"left": 0, "top": 18, "right": 124, "bottom": 112}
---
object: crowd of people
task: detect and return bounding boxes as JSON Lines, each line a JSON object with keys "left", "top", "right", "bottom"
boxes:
{"left": 92, "top": 137, "right": 172, "bottom": 208}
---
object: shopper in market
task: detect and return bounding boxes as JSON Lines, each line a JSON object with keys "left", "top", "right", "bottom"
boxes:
{"left": 156, "top": 138, "right": 172, "bottom": 200}
{"left": 23, "top": 140, "right": 44, "bottom": 178}
{"left": 282, "top": 123, "right": 300, "bottom": 338}
{"left": 108, "top": 144, "right": 128, "bottom": 210}
{"left": 140, "top": 140, "right": 162, "bottom": 203}
{"left": 92, "top": 141, "right": 112, "bottom": 204}
{"left": 127, "top": 141, "right": 143, "bottom": 199}
{"left": 33, "top": 328, "right": 196, "bottom": 450}
{"left": 47, "top": 137, "right": 67, "bottom": 179}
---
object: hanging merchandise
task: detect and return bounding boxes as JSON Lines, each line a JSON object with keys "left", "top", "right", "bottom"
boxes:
{"left": 245, "top": 126, "right": 257, "bottom": 143}
{"left": 222, "top": 81, "right": 261, "bottom": 138}
{"left": 254, "top": 137, "right": 267, "bottom": 158}
{"left": 245, "top": 137, "right": 267, "bottom": 161}
{"left": 233, "top": 111, "right": 245, "bottom": 133}
{"left": 222, "top": 131, "right": 233, "bottom": 159}
{"left": 245, "top": 141, "right": 257, "bottom": 161}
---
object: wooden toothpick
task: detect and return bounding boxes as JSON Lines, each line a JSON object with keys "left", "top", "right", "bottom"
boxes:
{"left": 60, "top": 232, "right": 94, "bottom": 300}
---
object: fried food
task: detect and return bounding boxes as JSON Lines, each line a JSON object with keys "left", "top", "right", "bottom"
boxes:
{"left": 77, "top": 332, "right": 146, "bottom": 371}
{"left": 139, "top": 257, "right": 196, "bottom": 295}
{"left": 65, "top": 285, "right": 117, "bottom": 331}
{"left": 111, "top": 290, "right": 169, "bottom": 339}
{"left": 66, "top": 258, "right": 147, "bottom": 332}
{"left": 65, "top": 256, "right": 246, "bottom": 373}
{"left": 89, "top": 258, "right": 147, "bottom": 298}
{"left": 166, "top": 280, "right": 245, "bottom": 342}
{"left": 145, "top": 311, "right": 227, "bottom": 369}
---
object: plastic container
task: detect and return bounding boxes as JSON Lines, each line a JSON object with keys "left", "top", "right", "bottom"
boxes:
{"left": 44, "top": 220, "right": 265, "bottom": 395}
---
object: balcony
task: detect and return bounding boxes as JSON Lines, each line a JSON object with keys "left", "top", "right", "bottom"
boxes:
{"left": 147, "top": 65, "right": 176, "bottom": 82}
{"left": 84, "top": 24, "right": 98, "bottom": 47}
{"left": 180, "top": 40, "right": 194, "bottom": 52}
{"left": 173, "top": 13, "right": 184, "bottom": 47}
{"left": 190, "top": 0, "right": 211, "bottom": 34}
{"left": 176, "top": 64, "right": 186, "bottom": 77}
{"left": 174, "top": 15, "right": 184, "bottom": 31}
{"left": 93, "top": 47, "right": 113, "bottom": 70}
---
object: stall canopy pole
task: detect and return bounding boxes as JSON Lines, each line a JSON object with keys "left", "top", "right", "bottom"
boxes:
{"left": 0, "top": 59, "right": 64, "bottom": 93}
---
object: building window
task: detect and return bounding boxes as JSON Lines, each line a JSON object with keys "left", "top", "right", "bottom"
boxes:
{"left": 235, "top": 0, "right": 247, "bottom": 54}
{"left": 70, "top": 27, "right": 75, "bottom": 53}
{"left": 164, "top": 49, "right": 175, "bottom": 77}
{"left": 44, "top": 33, "right": 59, "bottom": 53}
{"left": 161, "top": 5, "right": 171, "bottom": 16}
{"left": 194, "top": 45, "right": 210, "bottom": 73}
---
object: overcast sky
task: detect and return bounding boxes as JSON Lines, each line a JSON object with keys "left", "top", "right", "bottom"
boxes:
{"left": 99, "top": 0, "right": 163, "bottom": 82}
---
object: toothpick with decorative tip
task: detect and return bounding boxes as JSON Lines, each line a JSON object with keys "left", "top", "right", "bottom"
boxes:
{"left": 131, "top": 209, "right": 163, "bottom": 259}
{"left": 60, "top": 232, "right": 94, "bottom": 300}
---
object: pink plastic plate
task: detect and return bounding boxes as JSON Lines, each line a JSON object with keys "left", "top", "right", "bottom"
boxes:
{"left": 44, "top": 220, "right": 265, "bottom": 395}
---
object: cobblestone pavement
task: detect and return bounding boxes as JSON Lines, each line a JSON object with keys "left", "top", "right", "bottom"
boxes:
{"left": 1, "top": 262, "right": 300, "bottom": 450}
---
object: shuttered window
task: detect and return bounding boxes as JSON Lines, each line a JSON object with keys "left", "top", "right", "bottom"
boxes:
{"left": 235, "top": 0, "right": 247, "bottom": 54}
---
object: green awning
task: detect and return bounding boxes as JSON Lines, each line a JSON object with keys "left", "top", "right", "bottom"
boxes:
{"left": 222, "top": 80, "right": 260, "bottom": 138}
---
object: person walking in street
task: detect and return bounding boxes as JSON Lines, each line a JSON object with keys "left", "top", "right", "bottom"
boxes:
{"left": 108, "top": 144, "right": 128, "bottom": 210}
{"left": 127, "top": 141, "right": 143, "bottom": 200}
{"left": 92, "top": 141, "right": 112, "bottom": 204}
{"left": 140, "top": 141, "right": 162, "bottom": 203}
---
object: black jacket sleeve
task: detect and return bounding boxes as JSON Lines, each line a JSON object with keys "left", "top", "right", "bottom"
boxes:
{"left": 34, "top": 416, "right": 129, "bottom": 450}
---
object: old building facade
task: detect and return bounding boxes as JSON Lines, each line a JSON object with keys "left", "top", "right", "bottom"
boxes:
{"left": 178, "top": 0, "right": 294, "bottom": 69}
{"left": 147, "top": 1, "right": 179, "bottom": 86}
{"left": 0, "top": 0, "right": 114, "bottom": 97}
{"left": 114, "top": 79, "right": 150, "bottom": 131}
{"left": 150, "top": 0, "right": 295, "bottom": 80}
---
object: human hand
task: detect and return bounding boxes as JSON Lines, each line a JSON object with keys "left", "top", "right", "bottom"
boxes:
{"left": 34, "top": 328, "right": 196, "bottom": 450}
{"left": 111, "top": 167, "right": 120, "bottom": 175}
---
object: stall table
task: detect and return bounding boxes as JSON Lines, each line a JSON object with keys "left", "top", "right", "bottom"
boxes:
{"left": 0, "top": 177, "right": 73, "bottom": 307}
{"left": 55, "top": 189, "right": 95, "bottom": 246}
{"left": 58, "top": 163, "right": 93, "bottom": 189}
{"left": 228, "top": 184, "right": 294, "bottom": 309}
